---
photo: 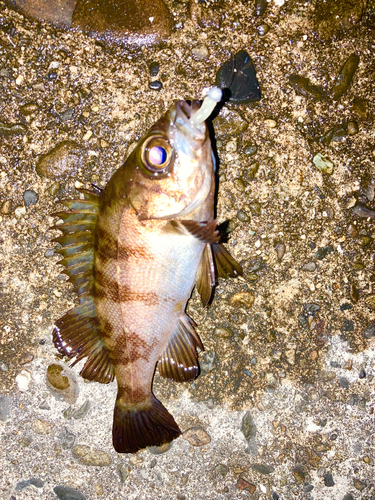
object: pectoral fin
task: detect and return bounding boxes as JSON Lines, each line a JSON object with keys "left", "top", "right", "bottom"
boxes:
{"left": 166, "top": 220, "right": 220, "bottom": 244}
{"left": 196, "top": 244, "right": 215, "bottom": 307}
{"left": 158, "top": 315, "right": 204, "bottom": 382}
{"left": 212, "top": 243, "right": 243, "bottom": 279}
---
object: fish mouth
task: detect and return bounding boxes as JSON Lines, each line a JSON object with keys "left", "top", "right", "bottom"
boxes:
{"left": 173, "top": 100, "right": 206, "bottom": 141}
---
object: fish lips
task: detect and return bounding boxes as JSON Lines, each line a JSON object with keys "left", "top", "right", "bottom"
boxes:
{"left": 173, "top": 100, "right": 207, "bottom": 144}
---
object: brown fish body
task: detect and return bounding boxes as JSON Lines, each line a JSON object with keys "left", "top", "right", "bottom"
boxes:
{"left": 52, "top": 98, "right": 242, "bottom": 453}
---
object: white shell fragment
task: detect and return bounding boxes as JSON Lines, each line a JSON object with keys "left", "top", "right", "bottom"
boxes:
{"left": 16, "top": 370, "right": 32, "bottom": 392}
{"left": 313, "top": 152, "right": 334, "bottom": 175}
{"left": 190, "top": 87, "right": 223, "bottom": 126}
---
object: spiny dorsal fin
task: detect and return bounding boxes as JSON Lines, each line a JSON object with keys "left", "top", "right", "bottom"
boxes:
{"left": 51, "top": 188, "right": 115, "bottom": 384}
{"left": 158, "top": 315, "right": 204, "bottom": 382}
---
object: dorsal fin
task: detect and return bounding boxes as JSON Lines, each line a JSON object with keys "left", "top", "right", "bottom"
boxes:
{"left": 51, "top": 189, "right": 115, "bottom": 384}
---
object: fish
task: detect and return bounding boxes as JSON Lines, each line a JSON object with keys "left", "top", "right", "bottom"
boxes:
{"left": 51, "top": 87, "right": 242, "bottom": 453}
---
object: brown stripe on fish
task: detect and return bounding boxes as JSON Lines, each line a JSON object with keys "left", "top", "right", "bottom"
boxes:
{"left": 95, "top": 269, "right": 118, "bottom": 289}
{"left": 95, "top": 282, "right": 121, "bottom": 302}
{"left": 117, "top": 245, "right": 153, "bottom": 261}
{"left": 120, "top": 285, "right": 160, "bottom": 305}
{"left": 109, "top": 331, "right": 156, "bottom": 365}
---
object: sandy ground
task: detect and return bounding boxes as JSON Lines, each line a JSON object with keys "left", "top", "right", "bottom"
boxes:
{"left": 0, "top": 0, "right": 374, "bottom": 499}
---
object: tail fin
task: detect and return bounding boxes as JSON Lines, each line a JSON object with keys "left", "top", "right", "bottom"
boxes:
{"left": 113, "top": 394, "right": 181, "bottom": 453}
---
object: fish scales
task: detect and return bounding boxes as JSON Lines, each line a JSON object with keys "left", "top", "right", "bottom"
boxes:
{"left": 52, "top": 94, "right": 242, "bottom": 453}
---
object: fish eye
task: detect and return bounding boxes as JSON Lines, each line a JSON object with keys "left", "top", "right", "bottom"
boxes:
{"left": 139, "top": 135, "right": 174, "bottom": 176}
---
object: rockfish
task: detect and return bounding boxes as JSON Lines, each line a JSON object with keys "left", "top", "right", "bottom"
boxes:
{"left": 52, "top": 87, "right": 242, "bottom": 453}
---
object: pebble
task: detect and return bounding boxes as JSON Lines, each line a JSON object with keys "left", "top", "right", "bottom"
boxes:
{"left": 313, "top": 153, "right": 334, "bottom": 175}
{"left": 236, "top": 209, "right": 249, "bottom": 222}
{"left": 149, "top": 80, "right": 163, "bottom": 91}
{"left": 292, "top": 466, "right": 305, "bottom": 484}
{"left": 53, "top": 485, "right": 86, "bottom": 500}
{"left": 182, "top": 427, "right": 211, "bottom": 447}
{"left": 16, "top": 370, "right": 32, "bottom": 392}
{"left": 343, "top": 360, "right": 353, "bottom": 370}
{"left": 323, "top": 472, "right": 335, "bottom": 487}
{"left": 39, "top": 400, "right": 51, "bottom": 410}
{"left": 264, "top": 119, "right": 277, "bottom": 128}
{"left": 302, "top": 261, "right": 317, "bottom": 272}
{"left": 339, "top": 377, "right": 350, "bottom": 389}
{"left": 256, "top": 23, "right": 269, "bottom": 36}
{"left": 353, "top": 478, "right": 366, "bottom": 491}
{"left": 148, "top": 442, "right": 173, "bottom": 454}
{"left": 241, "top": 411, "right": 257, "bottom": 440}
{"left": 149, "top": 62, "right": 159, "bottom": 77}
{"left": 365, "top": 295, "right": 375, "bottom": 311}
{"left": 59, "top": 428, "right": 76, "bottom": 450}
{"left": 0, "top": 122, "right": 27, "bottom": 136}
{"left": 32, "top": 419, "right": 55, "bottom": 434}
{"left": 254, "top": 0, "right": 268, "bottom": 16}
{"left": 36, "top": 141, "right": 86, "bottom": 179}
{"left": 289, "top": 74, "right": 326, "bottom": 101}
{"left": 275, "top": 242, "right": 285, "bottom": 262}
{"left": 192, "top": 45, "right": 209, "bottom": 59}
{"left": 333, "top": 54, "right": 360, "bottom": 100}
{"left": 347, "top": 120, "right": 359, "bottom": 135}
{"left": 230, "top": 292, "right": 255, "bottom": 309}
{"left": 314, "top": 0, "right": 366, "bottom": 38}
{"left": 249, "top": 201, "right": 261, "bottom": 216}
{"left": 251, "top": 463, "right": 275, "bottom": 475}
{"left": 23, "top": 190, "right": 38, "bottom": 207}
{"left": 236, "top": 478, "right": 256, "bottom": 493}
{"left": 19, "top": 352, "right": 34, "bottom": 365}
{"left": 315, "top": 245, "right": 334, "bottom": 260}
{"left": 215, "top": 463, "right": 229, "bottom": 476}
{"left": 352, "top": 203, "right": 375, "bottom": 219}
{"left": 215, "top": 50, "right": 261, "bottom": 104}
{"left": 72, "top": 400, "right": 91, "bottom": 419}
{"left": 72, "top": 445, "right": 112, "bottom": 466}
{"left": 214, "top": 326, "right": 232, "bottom": 338}
{"left": 46, "top": 363, "right": 78, "bottom": 404}
{"left": 117, "top": 463, "right": 131, "bottom": 483}
{"left": 359, "top": 368, "right": 366, "bottom": 379}
{"left": 0, "top": 394, "right": 11, "bottom": 421}
{"left": 343, "top": 495, "right": 354, "bottom": 500}
{"left": 200, "top": 350, "right": 215, "bottom": 373}
{"left": 16, "top": 478, "right": 44, "bottom": 491}
{"left": 215, "top": 108, "right": 249, "bottom": 136}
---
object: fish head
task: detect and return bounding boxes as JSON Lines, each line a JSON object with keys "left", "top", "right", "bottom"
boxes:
{"left": 128, "top": 99, "right": 215, "bottom": 220}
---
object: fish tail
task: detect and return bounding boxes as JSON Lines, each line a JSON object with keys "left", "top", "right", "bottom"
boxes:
{"left": 113, "top": 393, "right": 181, "bottom": 453}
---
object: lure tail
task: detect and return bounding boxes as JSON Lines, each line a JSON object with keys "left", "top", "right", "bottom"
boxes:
{"left": 113, "top": 393, "right": 181, "bottom": 453}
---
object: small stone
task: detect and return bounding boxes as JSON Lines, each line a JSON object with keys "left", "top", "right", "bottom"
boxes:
{"left": 353, "top": 479, "right": 366, "bottom": 491}
{"left": 20, "top": 102, "right": 38, "bottom": 115}
{"left": 148, "top": 442, "right": 173, "bottom": 454}
{"left": 333, "top": 54, "right": 360, "bottom": 100}
{"left": 241, "top": 411, "right": 257, "bottom": 440}
{"left": 47, "top": 364, "right": 69, "bottom": 390}
{"left": 343, "top": 360, "right": 353, "bottom": 370}
{"left": 264, "top": 119, "right": 277, "bottom": 128}
{"left": 256, "top": 23, "right": 269, "bottom": 36}
{"left": 244, "top": 143, "right": 257, "bottom": 155}
{"left": 32, "top": 419, "right": 55, "bottom": 434}
{"left": 315, "top": 245, "right": 334, "bottom": 260}
{"left": 149, "top": 62, "right": 160, "bottom": 77}
{"left": 59, "top": 428, "right": 76, "bottom": 450}
{"left": 249, "top": 201, "right": 261, "bottom": 216}
{"left": 117, "top": 463, "right": 131, "bottom": 482}
{"left": 314, "top": 1, "right": 366, "bottom": 38}
{"left": 16, "top": 370, "right": 32, "bottom": 392}
{"left": 23, "top": 190, "right": 38, "bottom": 207}
{"left": 352, "top": 202, "right": 375, "bottom": 219}
{"left": 1, "top": 200, "right": 12, "bottom": 215}
{"left": 36, "top": 141, "right": 86, "bottom": 179}
{"left": 359, "top": 368, "right": 366, "bottom": 379}
{"left": 72, "top": 400, "right": 91, "bottom": 419}
{"left": 149, "top": 80, "right": 163, "bottom": 91}
{"left": 289, "top": 74, "right": 326, "bottom": 101}
{"left": 192, "top": 45, "right": 209, "bottom": 59}
{"left": 251, "top": 463, "right": 275, "bottom": 475}
{"left": 309, "top": 350, "right": 319, "bottom": 361}
{"left": 216, "top": 464, "right": 229, "bottom": 476}
{"left": 53, "top": 485, "right": 86, "bottom": 500}
{"left": 304, "top": 303, "right": 320, "bottom": 314}
{"left": 292, "top": 465, "right": 306, "bottom": 484}
{"left": 215, "top": 50, "right": 261, "bottom": 104}
{"left": 254, "top": 0, "right": 268, "bottom": 16}
{"left": 72, "top": 445, "right": 112, "bottom": 466}
{"left": 233, "top": 178, "right": 245, "bottom": 192}
{"left": 230, "top": 292, "right": 255, "bottom": 309}
{"left": 0, "top": 122, "right": 27, "bottom": 136}
{"left": 275, "top": 242, "right": 286, "bottom": 262}
{"left": 347, "top": 121, "right": 359, "bottom": 135}
{"left": 182, "top": 427, "right": 211, "bottom": 447}
{"left": 47, "top": 363, "right": 78, "bottom": 404}
{"left": 324, "top": 472, "right": 335, "bottom": 487}
{"left": 236, "top": 209, "right": 249, "bottom": 222}
{"left": 19, "top": 352, "right": 34, "bottom": 365}
{"left": 340, "top": 303, "right": 352, "bottom": 311}
{"left": 0, "top": 395, "right": 11, "bottom": 422}
{"left": 313, "top": 153, "right": 334, "bottom": 174}
{"left": 39, "top": 400, "right": 51, "bottom": 410}
{"left": 343, "top": 495, "right": 354, "bottom": 500}
{"left": 302, "top": 261, "right": 317, "bottom": 272}
{"left": 236, "top": 478, "right": 256, "bottom": 493}
{"left": 214, "top": 326, "right": 232, "bottom": 338}
{"left": 200, "top": 350, "right": 215, "bottom": 373}
{"left": 339, "top": 377, "right": 350, "bottom": 389}
{"left": 365, "top": 295, "right": 375, "bottom": 311}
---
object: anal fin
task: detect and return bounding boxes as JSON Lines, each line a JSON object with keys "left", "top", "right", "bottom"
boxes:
{"left": 158, "top": 315, "right": 203, "bottom": 382}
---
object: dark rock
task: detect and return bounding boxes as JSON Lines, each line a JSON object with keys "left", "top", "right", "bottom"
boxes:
{"left": 343, "top": 494, "right": 355, "bottom": 500}
{"left": 149, "top": 61, "right": 160, "bottom": 77}
{"left": 215, "top": 50, "right": 261, "bottom": 104}
{"left": 216, "top": 463, "right": 229, "bottom": 476}
{"left": 254, "top": 0, "right": 267, "bottom": 17}
{"left": 359, "top": 368, "right": 366, "bottom": 379}
{"left": 241, "top": 411, "right": 257, "bottom": 440}
{"left": 236, "top": 209, "right": 249, "bottom": 222}
{"left": 0, "top": 395, "right": 11, "bottom": 421}
{"left": 251, "top": 463, "right": 275, "bottom": 475}
{"left": 16, "top": 478, "right": 44, "bottom": 490}
{"left": 314, "top": 0, "right": 366, "bottom": 38}
{"left": 272, "top": 493, "right": 279, "bottom": 500}
{"left": 353, "top": 478, "right": 366, "bottom": 491}
{"left": 4, "top": 0, "right": 76, "bottom": 26}
{"left": 72, "top": 0, "right": 173, "bottom": 46}
{"left": 149, "top": 80, "right": 163, "bottom": 91}
{"left": 53, "top": 485, "right": 86, "bottom": 500}
{"left": 117, "top": 463, "right": 131, "bottom": 482}
{"left": 304, "top": 484, "right": 314, "bottom": 492}
{"left": 289, "top": 74, "right": 326, "bottom": 101}
{"left": 342, "top": 319, "right": 354, "bottom": 332}
{"left": 23, "top": 190, "right": 38, "bottom": 207}
{"left": 292, "top": 465, "right": 306, "bottom": 484}
{"left": 339, "top": 377, "right": 350, "bottom": 389}
{"left": 36, "top": 141, "right": 86, "bottom": 179}
{"left": 256, "top": 23, "right": 269, "bottom": 36}
{"left": 340, "top": 303, "right": 352, "bottom": 311}
{"left": 333, "top": 54, "right": 360, "bottom": 100}
{"left": 352, "top": 203, "right": 375, "bottom": 219}
{"left": 72, "top": 400, "right": 91, "bottom": 419}
{"left": 324, "top": 472, "right": 335, "bottom": 487}
{"left": 302, "top": 261, "right": 317, "bottom": 272}
{"left": 315, "top": 245, "right": 334, "bottom": 260}
{"left": 304, "top": 303, "right": 320, "bottom": 314}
